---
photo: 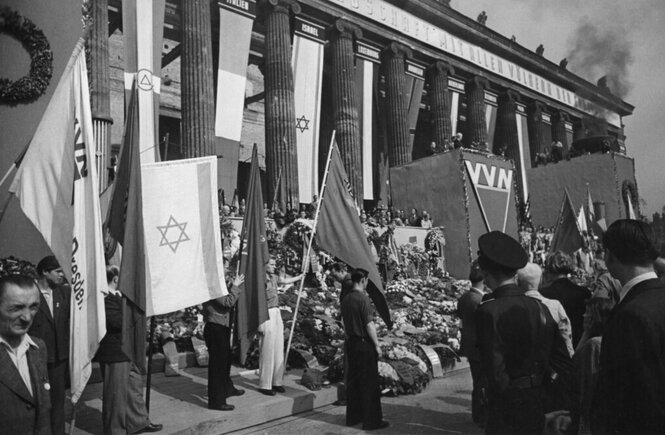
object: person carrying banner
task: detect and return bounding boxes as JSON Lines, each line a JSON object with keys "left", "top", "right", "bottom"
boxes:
{"left": 93, "top": 265, "right": 162, "bottom": 434}
{"left": 29, "top": 255, "right": 70, "bottom": 435}
{"left": 202, "top": 274, "right": 246, "bottom": 410}
{"left": 341, "top": 268, "right": 389, "bottom": 431}
{"left": 0, "top": 275, "right": 52, "bottom": 435}
{"left": 257, "top": 259, "right": 303, "bottom": 396}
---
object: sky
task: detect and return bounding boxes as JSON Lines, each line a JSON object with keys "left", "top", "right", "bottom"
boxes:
{"left": 452, "top": 0, "right": 665, "bottom": 217}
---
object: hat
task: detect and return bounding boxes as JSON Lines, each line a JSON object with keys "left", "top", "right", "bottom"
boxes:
{"left": 37, "top": 255, "right": 61, "bottom": 275}
{"left": 478, "top": 231, "right": 528, "bottom": 270}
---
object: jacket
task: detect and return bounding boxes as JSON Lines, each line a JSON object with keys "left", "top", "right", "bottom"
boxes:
{"left": 591, "top": 278, "right": 665, "bottom": 434}
{"left": 93, "top": 292, "right": 130, "bottom": 363}
{"left": 0, "top": 335, "right": 52, "bottom": 435}
{"left": 28, "top": 285, "right": 71, "bottom": 364}
{"left": 540, "top": 278, "right": 591, "bottom": 347}
{"left": 203, "top": 284, "right": 242, "bottom": 327}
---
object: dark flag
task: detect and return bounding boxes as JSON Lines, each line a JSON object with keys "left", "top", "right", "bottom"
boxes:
{"left": 550, "top": 189, "right": 584, "bottom": 255}
{"left": 106, "top": 83, "right": 147, "bottom": 371}
{"left": 316, "top": 144, "right": 392, "bottom": 328}
{"left": 237, "top": 144, "right": 270, "bottom": 364}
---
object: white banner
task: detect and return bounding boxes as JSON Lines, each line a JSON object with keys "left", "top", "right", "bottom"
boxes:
{"left": 10, "top": 40, "right": 107, "bottom": 403}
{"left": 142, "top": 157, "right": 228, "bottom": 316}
{"left": 292, "top": 18, "right": 325, "bottom": 203}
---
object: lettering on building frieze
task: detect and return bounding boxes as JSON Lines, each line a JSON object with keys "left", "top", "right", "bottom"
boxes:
{"left": 356, "top": 41, "right": 381, "bottom": 63}
{"left": 405, "top": 60, "right": 425, "bottom": 79}
{"left": 218, "top": 0, "right": 256, "bottom": 19}
{"left": 295, "top": 17, "right": 326, "bottom": 43}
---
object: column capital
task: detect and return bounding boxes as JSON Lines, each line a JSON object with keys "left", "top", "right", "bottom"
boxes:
{"left": 259, "top": 0, "right": 301, "bottom": 17}
{"left": 381, "top": 41, "right": 412, "bottom": 61}
{"left": 425, "top": 60, "right": 454, "bottom": 80}
{"left": 328, "top": 19, "right": 362, "bottom": 41}
{"left": 498, "top": 89, "right": 520, "bottom": 105}
{"left": 465, "top": 75, "right": 489, "bottom": 92}
{"left": 551, "top": 109, "right": 570, "bottom": 123}
{"left": 528, "top": 100, "right": 547, "bottom": 121}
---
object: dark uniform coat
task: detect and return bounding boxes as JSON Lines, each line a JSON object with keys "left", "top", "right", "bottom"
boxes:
{"left": 0, "top": 336, "right": 52, "bottom": 435}
{"left": 29, "top": 285, "right": 70, "bottom": 364}
{"left": 476, "top": 284, "right": 573, "bottom": 434}
{"left": 591, "top": 278, "right": 665, "bottom": 434}
{"left": 540, "top": 278, "right": 591, "bottom": 347}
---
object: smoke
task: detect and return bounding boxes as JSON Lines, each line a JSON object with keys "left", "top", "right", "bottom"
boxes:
{"left": 566, "top": 19, "right": 634, "bottom": 99}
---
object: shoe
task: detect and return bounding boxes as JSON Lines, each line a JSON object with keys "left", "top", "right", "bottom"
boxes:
{"left": 133, "top": 423, "right": 163, "bottom": 434}
{"left": 272, "top": 385, "right": 286, "bottom": 393}
{"left": 363, "top": 420, "right": 390, "bottom": 431}
{"left": 230, "top": 388, "right": 245, "bottom": 397}
{"left": 210, "top": 403, "right": 235, "bottom": 411}
{"left": 333, "top": 399, "right": 347, "bottom": 406}
{"left": 258, "top": 388, "right": 276, "bottom": 396}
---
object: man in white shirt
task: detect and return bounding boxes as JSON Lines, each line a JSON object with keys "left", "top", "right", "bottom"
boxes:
{"left": 517, "top": 263, "right": 574, "bottom": 356}
{"left": 0, "top": 274, "right": 52, "bottom": 434}
{"left": 592, "top": 219, "right": 665, "bottom": 433}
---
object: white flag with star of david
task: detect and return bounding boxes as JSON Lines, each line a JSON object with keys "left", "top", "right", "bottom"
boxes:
{"left": 292, "top": 17, "right": 325, "bottom": 203}
{"left": 141, "top": 156, "right": 228, "bottom": 316}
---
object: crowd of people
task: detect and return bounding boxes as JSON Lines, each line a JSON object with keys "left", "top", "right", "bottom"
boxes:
{"left": 456, "top": 219, "right": 665, "bottom": 434}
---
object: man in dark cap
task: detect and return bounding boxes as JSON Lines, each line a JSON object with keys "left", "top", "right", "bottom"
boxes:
{"left": 474, "top": 231, "right": 573, "bottom": 434}
{"left": 29, "top": 255, "right": 70, "bottom": 435}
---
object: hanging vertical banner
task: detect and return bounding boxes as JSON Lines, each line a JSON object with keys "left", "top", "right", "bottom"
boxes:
{"left": 122, "top": 0, "right": 165, "bottom": 163}
{"left": 405, "top": 60, "right": 425, "bottom": 151}
{"left": 516, "top": 103, "right": 531, "bottom": 200}
{"left": 448, "top": 78, "right": 465, "bottom": 137}
{"left": 292, "top": 17, "right": 326, "bottom": 203}
{"left": 356, "top": 42, "right": 381, "bottom": 200}
{"left": 215, "top": 0, "right": 256, "bottom": 141}
{"left": 484, "top": 91, "right": 498, "bottom": 150}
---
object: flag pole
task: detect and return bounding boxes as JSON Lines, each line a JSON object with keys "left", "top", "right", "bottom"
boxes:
{"left": 0, "top": 142, "right": 30, "bottom": 189}
{"left": 272, "top": 167, "right": 282, "bottom": 211}
{"left": 145, "top": 316, "right": 156, "bottom": 412}
{"left": 285, "top": 131, "right": 336, "bottom": 366}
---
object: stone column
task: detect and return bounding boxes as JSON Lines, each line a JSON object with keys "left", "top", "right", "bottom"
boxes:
{"left": 493, "top": 90, "right": 526, "bottom": 196}
{"left": 527, "top": 101, "right": 547, "bottom": 165}
{"left": 464, "top": 76, "right": 489, "bottom": 147}
{"left": 329, "top": 19, "right": 363, "bottom": 203}
{"left": 381, "top": 42, "right": 412, "bottom": 167}
{"left": 261, "top": 0, "right": 301, "bottom": 211}
{"left": 89, "top": 0, "right": 113, "bottom": 191}
{"left": 181, "top": 0, "right": 216, "bottom": 157}
{"left": 426, "top": 60, "right": 455, "bottom": 151}
{"left": 551, "top": 110, "right": 570, "bottom": 157}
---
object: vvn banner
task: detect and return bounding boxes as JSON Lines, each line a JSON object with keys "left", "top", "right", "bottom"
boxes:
{"left": 292, "top": 17, "right": 326, "bottom": 203}
{"left": 10, "top": 38, "right": 107, "bottom": 403}
{"left": 214, "top": 0, "right": 256, "bottom": 143}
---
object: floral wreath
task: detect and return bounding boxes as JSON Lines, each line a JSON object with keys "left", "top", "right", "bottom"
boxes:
{"left": 0, "top": 7, "right": 53, "bottom": 104}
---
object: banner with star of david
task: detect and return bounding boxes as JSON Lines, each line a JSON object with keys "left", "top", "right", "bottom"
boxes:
{"left": 141, "top": 156, "right": 228, "bottom": 315}
{"left": 292, "top": 17, "right": 326, "bottom": 203}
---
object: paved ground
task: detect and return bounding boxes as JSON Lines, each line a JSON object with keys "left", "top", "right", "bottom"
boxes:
{"left": 231, "top": 368, "right": 483, "bottom": 435}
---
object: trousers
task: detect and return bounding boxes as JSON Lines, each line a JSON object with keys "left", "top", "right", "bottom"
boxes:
{"left": 345, "top": 337, "right": 383, "bottom": 430}
{"left": 258, "top": 307, "right": 284, "bottom": 390}
{"left": 203, "top": 322, "right": 235, "bottom": 407}
{"left": 47, "top": 359, "right": 67, "bottom": 435}
{"left": 99, "top": 361, "right": 150, "bottom": 435}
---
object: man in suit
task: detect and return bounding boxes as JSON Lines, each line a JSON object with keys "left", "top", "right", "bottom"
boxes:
{"left": 93, "top": 265, "right": 162, "bottom": 434}
{"left": 457, "top": 259, "right": 487, "bottom": 426}
{"left": 475, "top": 231, "right": 573, "bottom": 434}
{"left": 0, "top": 274, "right": 52, "bottom": 434}
{"left": 540, "top": 251, "right": 591, "bottom": 348}
{"left": 591, "top": 220, "right": 665, "bottom": 433}
{"left": 29, "top": 255, "right": 70, "bottom": 435}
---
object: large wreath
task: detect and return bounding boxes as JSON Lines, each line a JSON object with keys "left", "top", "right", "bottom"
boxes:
{"left": 0, "top": 7, "right": 53, "bottom": 104}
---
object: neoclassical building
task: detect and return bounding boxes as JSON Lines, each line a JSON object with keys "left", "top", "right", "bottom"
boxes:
{"left": 93, "top": 0, "right": 635, "bottom": 223}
